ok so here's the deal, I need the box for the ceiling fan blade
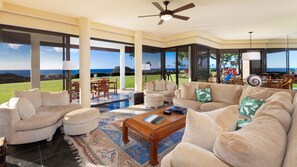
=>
[158,20,164,25]
[138,15,159,18]
[173,15,190,21]
[152,2,165,12]
[172,3,195,13]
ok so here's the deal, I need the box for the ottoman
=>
[63,108,100,136]
[144,93,164,109]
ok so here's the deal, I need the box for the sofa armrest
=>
[0,106,21,142]
[175,89,181,98]
[143,90,152,96]
[171,143,228,167]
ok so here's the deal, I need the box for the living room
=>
[0,0,297,167]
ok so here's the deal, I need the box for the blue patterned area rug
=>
[65,105,184,167]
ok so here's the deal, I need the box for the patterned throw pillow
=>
[195,88,212,102]
[239,96,265,119]
[237,119,251,130]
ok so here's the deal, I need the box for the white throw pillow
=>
[154,80,166,91]
[182,106,239,151]
[145,82,154,91]
[41,91,70,107]
[182,109,222,151]
[9,97,36,120]
[180,83,196,100]
[15,88,43,108]
[166,81,176,91]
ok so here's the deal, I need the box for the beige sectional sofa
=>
[162,82,297,167]
[0,89,81,145]
[143,80,177,103]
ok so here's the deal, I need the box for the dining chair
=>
[265,79,281,89]
[280,77,293,89]
[109,78,118,94]
[97,78,109,100]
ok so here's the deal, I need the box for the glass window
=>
[196,46,209,82]
[40,46,63,92]
[0,42,31,103]
[289,50,297,74]
[266,49,287,73]
[209,49,217,83]
[165,48,177,84]
[219,50,239,82]
[125,46,135,88]
[177,46,189,85]
[142,46,161,84]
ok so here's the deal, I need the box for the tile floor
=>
[6,99,131,167]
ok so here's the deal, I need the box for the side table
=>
[129,92,144,105]
[0,137,6,167]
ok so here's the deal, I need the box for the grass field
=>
[0,75,295,104]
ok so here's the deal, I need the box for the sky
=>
[0,43,296,71]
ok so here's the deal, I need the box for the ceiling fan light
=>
[161,14,173,21]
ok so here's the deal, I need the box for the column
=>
[0,0,3,10]
[79,17,91,107]
[242,60,250,79]
[120,46,125,89]
[134,31,143,92]
[30,34,40,89]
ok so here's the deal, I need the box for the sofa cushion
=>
[293,93,297,107]
[154,80,166,91]
[254,104,291,133]
[239,96,265,119]
[166,81,176,91]
[239,86,271,104]
[143,90,174,97]
[197,82,210,89]
[195,88,212,102]
[182,106,239,151]
[41,91,69,107]
[15,104,81,131]
[8,97,36,120]
[270,91,293,102]
[15,88,43,108]
[181,83,197,100]
[213,116,287,167]
[265,95,294,115]
[173,98,202,111]
[283,105,297,167]
[210,83,242,104]
[200,102,230,111]
[145,81,154,91]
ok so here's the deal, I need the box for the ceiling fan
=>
[138,1,195,25]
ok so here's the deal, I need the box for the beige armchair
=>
[143,80,177,103]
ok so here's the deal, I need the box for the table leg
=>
[149,140,158,166]
[122,121,129,144]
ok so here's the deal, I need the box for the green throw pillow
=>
[195,88,212,102]
[239,96,265,119]
[237,119,251,130]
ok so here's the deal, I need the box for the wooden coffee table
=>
[122,106,186,166]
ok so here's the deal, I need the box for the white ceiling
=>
[4,0,297,40]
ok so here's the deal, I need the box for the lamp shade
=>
[62,61,77,70]
[242,52,261,60]
[142,64,151,70]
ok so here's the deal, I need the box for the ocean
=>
[0,69,134,77]
[1,68,290,77]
